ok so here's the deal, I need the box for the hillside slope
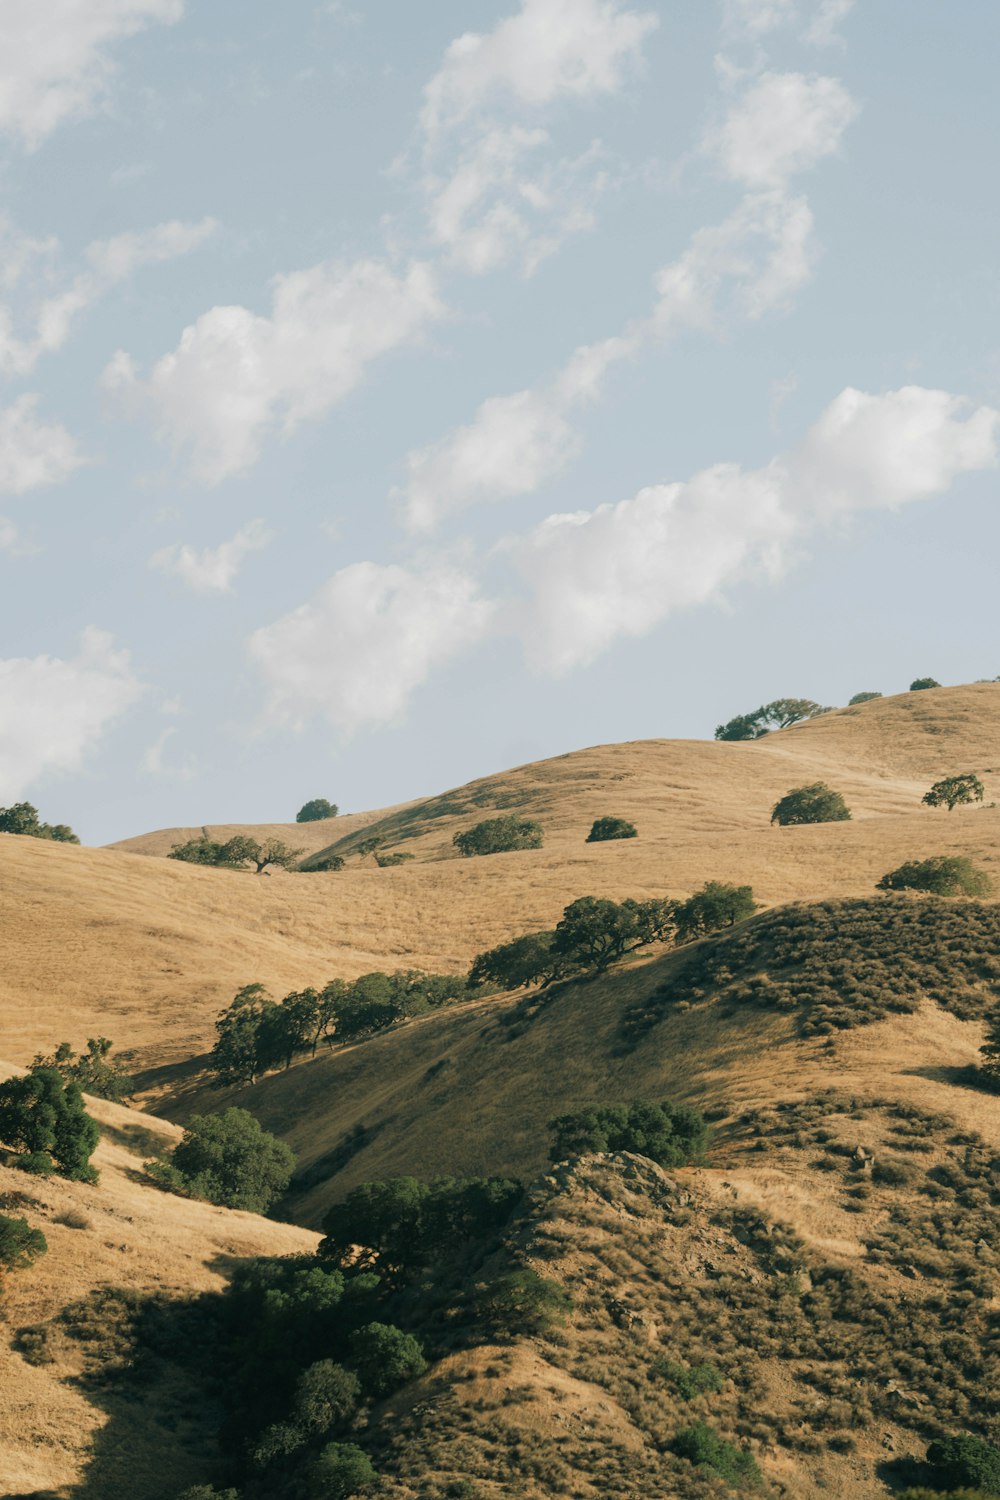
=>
[2,684,999,1074]
[0,1068,317,1499]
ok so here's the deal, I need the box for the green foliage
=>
[467,931,558,991]
[715,711,767,741]
[927,1434,1000,1494]
[910,677,941,690]
[651,1358,724,1400]
[848,691,882,705]
[18,1150,55,1176]
[355,836,384,860]
[169,834,303,873]
[0,801,79,842]
[0,1213,47,1271]
[176,1488,240,1500]
[32,1037,133,1102]
[553,896,676,972]
[349,1321,427,1396]
[877,856,990,897]
[770,782,851,826]
[0,1066,99,1180]
[293,1360,361,1433]
[320,1176,523,1284]
[671,1421,761,1487]
[308,1442,376,1499]
[923,773,985,812]
[898,1490,991,1500]
[453,815,544,857]
[715,698,829,741]
[167,1108,295,1213]
[473,1267,573,1336]
[304,852,345,872]
[548,1100,708,1167]
[297,798,339,822]
[674,881,756,941]
[586,816,638,842]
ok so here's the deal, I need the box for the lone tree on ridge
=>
[922,773,985,812]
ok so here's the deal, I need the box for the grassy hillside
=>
[2,685,1000,1074]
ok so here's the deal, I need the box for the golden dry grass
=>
[3,684,1000,1074]
[0,1066,317,1499]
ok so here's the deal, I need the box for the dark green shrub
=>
[715,699,828,741]
[0,1213,47,1271]
[304,853,345,872]
[474,1268,573,1336]
[0,801,79,842]
[910,677,941,690]
[652,1359,725,1399]
[453,816,543,857]
[168,1108,295,1213]
[848,691,882,705]
[18,1150,55,1176]
[877,857,990,897]
[307,1442,376,1499]
[674,882,756,941]
[176,1488,240,1500]
[549,1100,708,1167]
[0,1066,99,1180]
[671,1421,761,1487]
[467,931,557,991]
[927,1434,1000,1493]
[293,1359,361,1433]
[923,774,985,812]
[297,799,338,822]
[375,851,414,866]
[771,783,851,826]
[715,712,768,741]
[552,895,675,971]
[349,1322,427,1396]
[586,816,638,842]
[32,1037,133,1103]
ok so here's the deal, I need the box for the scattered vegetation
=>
[468,894,676,991]
[301,852,345,872]
[770,782,851,826]
[586,816,638,842]
[31,1036,133,1102]
[169,835,303,874]
[0,1212,47,1272]
[375,850,414,866]
[876,856,991,897]
[670,1421,761,1488]
[848,690,882,704]
[910,677,942,690]
[922,773,985,812]
[715,698,829,740]
[146,1108,295,1213]
[548,1100,708,1166]
[453,815,544,856]
[0,800,78,842]
[296,798,338,822]
[0,1066,99,1180]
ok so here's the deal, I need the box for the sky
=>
[1,0,999,845]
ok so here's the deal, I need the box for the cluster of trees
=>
[31,1037,133,1103]
[586,816,637,842]
[715,698,830,741]
[453,815,544,856]
[0,1213,47,1273]
[0,801,78,843]
[169,835,303,874]
[877,856,991,898]
[0,1066,99,1181]
[771,783,851,826]
[210,971,467,1085]
[468,884,756,993]
[146,1108,295,1214]
[548,1099,708,1167]
[296,799,338,823]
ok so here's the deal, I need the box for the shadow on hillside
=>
[131,1052,217,1118]
[99,1117,171,1160]
[903,1062,987,1091]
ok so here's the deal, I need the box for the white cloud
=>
[706,71,859,189]
[804,0,856,47]
[0,395,84,494]
[0,516,18,551]
[249,560,494,733]
[421,0,657,137]
[0,628,141,802]
[722,0,854,44]
[0,0,184,148]
[112,258,443,484]
[141,725,195,779]
[0,215,216,376]
[149,519,273,593]
[506,385,1000,671]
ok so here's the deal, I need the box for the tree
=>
[849,691,882,705]
[169,835,302,873]
[467,932,558,991]
[474,1268,573,1336]
[549,1100,708,1167]
[759,697,829,729]
[169,837,228,865]
[297,799,339,823]
[308,1443,376,1500]
[168,1108,295,1213]
[304,853,345,872]
[715,711,767,742]
[453,816,544,857]
[922,773,985,812]
[910,677,941,690]
[877,856,990,897]
[586,816,638,842]
[926,1434,1000,1494]
[978,1006,1000,1087]
[292,1360,361,1434]
[349,1322,427,1396]
[0,1067,99,1180]
[211,984,274,1084]
[32,1037,133,1103]
[0,1213,47,1272]
[0,801,79,842]
[355,836,385,861]
[674,882,756,942]
[553,896,674,972]
[251,837,304,874]
[770,782,851,826]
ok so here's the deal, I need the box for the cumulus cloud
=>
[111,258,443,484]
[722,0,854,44]
[0,0,184,148]
[141,725,195,779]
[506,385,1000,671]
[149,519,273,593]
[706,71,859,188]
[0,395,84,494]
[248,560,494,733]
[0,628,141,801]
[0,215,216,376]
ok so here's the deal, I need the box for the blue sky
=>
[1,0,999,844]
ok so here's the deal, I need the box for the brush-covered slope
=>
[0,1068,317,1499]
[2,684,999,1073]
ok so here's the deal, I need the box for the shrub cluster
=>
[296,798,338,822]
[0,801,78,843]
[586,816,638,843]
[0,1066,99,1181]
[31,1037,133,1103]
[771,782,851,826]
[147,1108,295,1214]
[548,1100,708,1168]
[453,816,544,856]
[0,1213,47,1272]
[877,856,990,897]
